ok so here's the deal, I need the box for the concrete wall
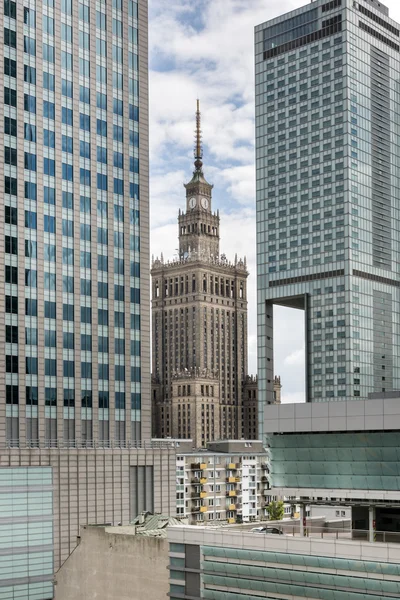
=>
[55,526,169,600]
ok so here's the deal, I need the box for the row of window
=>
[6,297,141,329]
[6,356,141,381]
[5,0,138,17]
[6,385,141,409]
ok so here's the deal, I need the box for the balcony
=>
[228,463,238,470]
[228,503,236,511]
[235,477,241,483]
[200,491,207,498]
[200,506,208,513]
[191,462,207,470]
[226,491,236,497]
[227,517,235,524]
[226,476,236,483]
[200,477,207,484]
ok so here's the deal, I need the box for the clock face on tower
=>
[201,197,209,209]
[189,197,196,209]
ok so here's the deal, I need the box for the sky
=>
[148,0,400,404]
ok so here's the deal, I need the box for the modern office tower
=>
[0,0,172,596]
[2,0,149,446]
[255,0,400,433]
[151,102,254,446]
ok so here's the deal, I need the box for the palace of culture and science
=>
[151,102,281,447]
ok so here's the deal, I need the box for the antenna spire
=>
[194,99,203,172]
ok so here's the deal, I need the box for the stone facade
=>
[152,104,253,447]
[243,376,282,439]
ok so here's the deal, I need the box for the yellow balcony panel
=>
[228,491,236,497]
[200,506,208,513]
[227,518,235,524]
[235,477,241,483]
[200,477,207,484]
[200,491,207,498]
[227,477,236,483]
[200,463,207,470]
[228,504,236,510]
[228,463,237,470]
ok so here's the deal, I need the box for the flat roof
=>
[263,398,400,434]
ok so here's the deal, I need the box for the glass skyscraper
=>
[256,0,400,430]
[1,0,150,447]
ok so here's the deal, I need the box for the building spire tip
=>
[194,99,203,172]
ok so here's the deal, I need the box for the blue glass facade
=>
[2,0,148,446]
[256,0,400,435]
[0,467,53,600]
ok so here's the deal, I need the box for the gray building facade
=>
[256,0,400,434]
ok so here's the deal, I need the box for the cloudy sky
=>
[148,0,400,404]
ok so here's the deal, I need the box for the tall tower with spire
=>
[179,101,219,259]
[151,101,252,447]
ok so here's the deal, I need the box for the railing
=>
[3,439,185,450]
[234,525,400,544]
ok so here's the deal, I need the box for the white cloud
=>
[284,346,305,367]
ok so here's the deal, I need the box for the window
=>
[43,101,55,119]
[24,123,37,142]
[62,220,74,237]
[4,117,17,137]
[113,125,124,142]
[44,130,55,148]
[44,215,55,233]
[24,36,36,55]
[62,107,73,125]
[4,88,17,108]
[113,98,123,115]
[62,79,73,98]
[80,114,90,131]
[24,152,37,171]
[96,11,106,29]
[79,31,90,49]
[63,332,74,349]
[62,135,73,153]
[43,43,55,63]
[62,164,73,181]
[79,3,90,21]
[5,295,18,313]
[45,330,56,347]
[5,206,17,225]
[114,152,124,168]
[97,119,107,136]
[4,1,16,19]
[25,299,37,316]
[63,191,73,209]
[80,141,90,158]
[62,248,74,265]
[44,301,56,319]
[5,29,17,48]
[61,23,72,42]
[43,72,55,91]
[25,211,37,229]
[5,58,17,78]
[80,196,91,213]
[80,168,91,186]
[63,304,74,321]
[23,93,35,113]
[97,174,108,190]
[44,158,55,176]
[5,176,17,195]
[80,86,90,104]
[79,58,90,77]
[61,51,73,71]
[97,147,107,164]
[5,147,17,166]
[6,325,18,344]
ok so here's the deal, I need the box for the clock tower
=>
[179,100,220,260]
